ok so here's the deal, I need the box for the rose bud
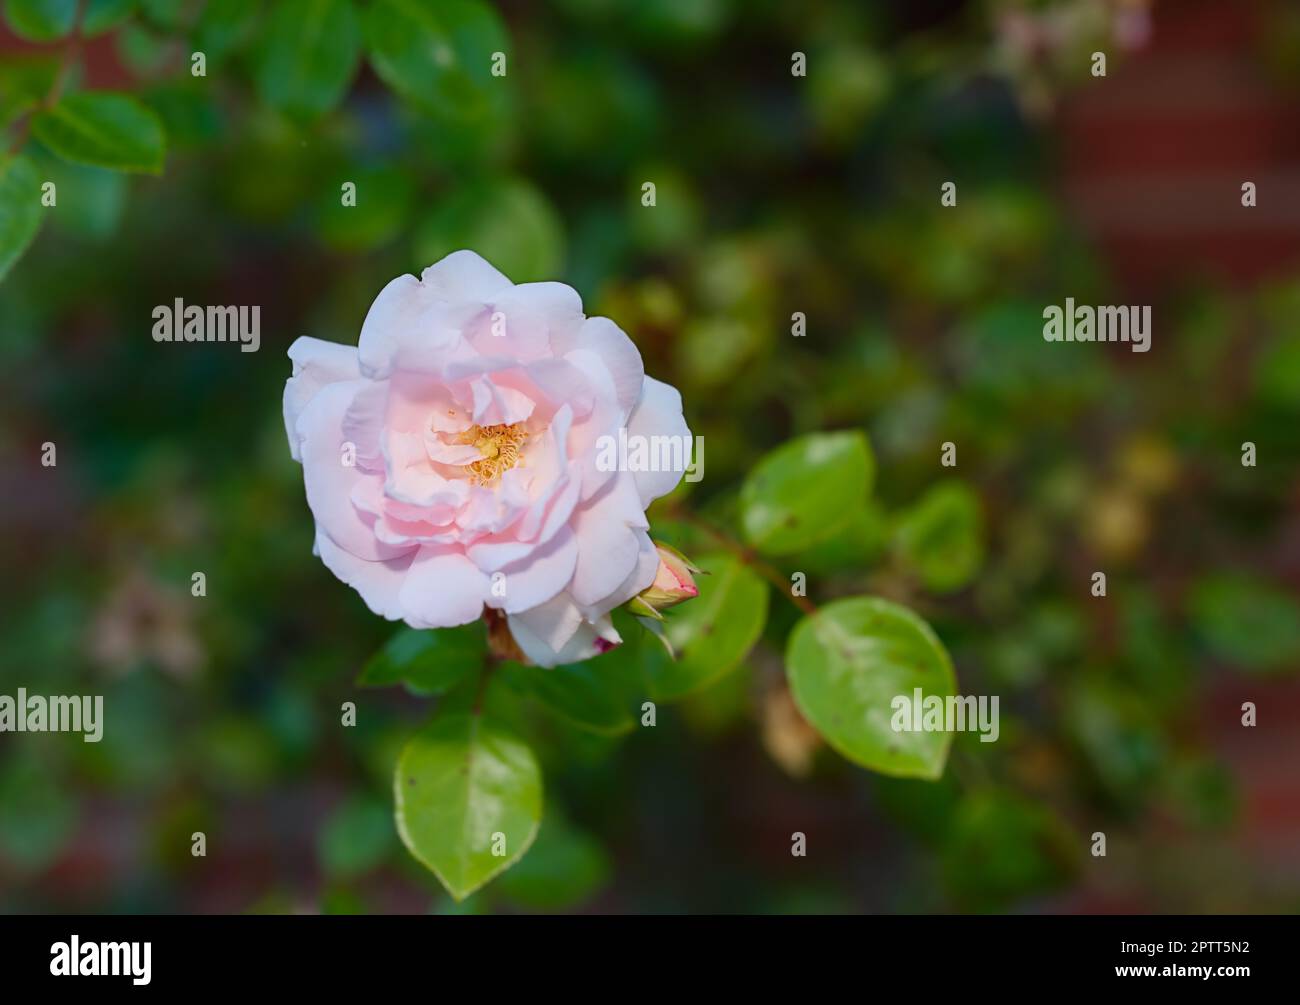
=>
[627,543,701,620]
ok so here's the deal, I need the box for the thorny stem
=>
[7,0,88,156]
[666,506,819,618]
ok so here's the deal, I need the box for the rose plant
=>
[286,251,959,901]
[284,249,691,666]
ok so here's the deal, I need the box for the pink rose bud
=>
[629,543,700,619]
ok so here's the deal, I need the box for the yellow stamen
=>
[453,422,528,485]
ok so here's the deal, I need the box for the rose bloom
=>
[284,251,691,666]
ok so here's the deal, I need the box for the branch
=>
[7,0,88,156]
[666,506,819,617]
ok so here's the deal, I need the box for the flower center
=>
[454,422,529,485]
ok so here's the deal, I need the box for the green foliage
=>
[115,22,172,75]
[787,597,956,780]
[1064,679,1165,806]
[502,656,638,736]
[394,712,542,902]
[0,752,77,872]
[797,503,887,574]
[500,550,767,736]
[29,147,127,239]
[194,0,261,65]
[364,0,508,120]
[942,789,1077,910]
[1187,572,1300,673]
[740,430,874,556]
[254,0,361,121]
[358,622,485,695]
[319,796,395,878]
[0,154,43,280]
[1255,332,1300,410]
[642,551,767,700]
[893,479,984,594]
[0,57,57,127]
[32,92,166,173]
[84,0,136,36]
[137,0,183,30]
[317,167,414,251]
[2,0,1293,917]
[4,0,77,42]
[496,811,611,910]
[414,178,564,285]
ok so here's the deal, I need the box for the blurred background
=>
[2,0,1300,914]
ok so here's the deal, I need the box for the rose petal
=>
[397,544,490,628]
[285,337,361,462]
[297,379,407,561]
[556,316,645,419]
[315,529,416,620]
[506,593,622,667]
[625,376,692,508]
[383,431,471,508]
[341,381,388,472]
[469,375,536,426]
[419,249,513,303]
[488,525,578,614]
[455,468,531,535]
[578,529,658,620]
[567,472,649,607]
[465,282,582,363]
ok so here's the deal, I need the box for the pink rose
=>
[284,251,691,666]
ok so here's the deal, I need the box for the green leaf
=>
[414,177,564,284]
[194,0,261,64]
[0,753,77,872]
[84,0,136,36]
[942,789,1078,909]
[502,656,638,736]
[1064,679,1165,805]
[32,92,165,173]
[30,149,127,240]
[740,430,873,556]
[0,154,44,282]
[0,57,58,128]
[394,713,542,901]
[144,84,223,147]
[893,479,984,593]
[496,811,611,910]
[137,0,183,29]
[318,796,395,878]
[640,551,768,701]
[317,166,415,251]
[358,622,485,696]
[4,0,76,42]
[254,0,360,121]
[799,501,887,574]
[115,23,172,76]
[1255,329,1300,410]
[364,0,508,119]
[1187,572,1300,674]
[787,596,956,780]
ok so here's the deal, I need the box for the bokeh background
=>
[3,0,1300,914]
